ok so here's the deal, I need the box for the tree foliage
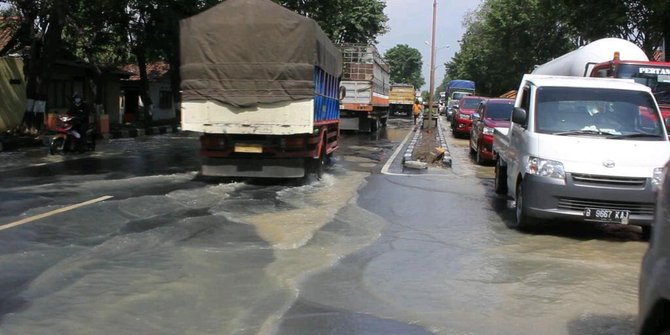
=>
[278,0,388,44]
[0,0,388,124]
[445,0,574,96]
[443,0,670,97]
[554,0,670,59]
[383,44,424,89]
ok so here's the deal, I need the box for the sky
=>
[376,0,484,91]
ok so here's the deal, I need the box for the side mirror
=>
[339,86,347,101]
[512,107,527,126]
[472,112,481,120]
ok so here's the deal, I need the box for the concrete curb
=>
[402,119,424,168]
[401,117,452,169]
[436,117,452,167]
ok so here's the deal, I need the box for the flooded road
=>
[0,118,648,334]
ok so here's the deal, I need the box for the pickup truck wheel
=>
[513,182,532,230]
[494,158,507,194]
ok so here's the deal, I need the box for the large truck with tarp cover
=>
[532,37,670,119]
[339,44,390,132]
[179,0,343,178]
[389,84,415,117]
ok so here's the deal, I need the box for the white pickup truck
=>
[493,74,670,235]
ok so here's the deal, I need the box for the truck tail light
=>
[613,51,620,61]
[284,137,306,148]
[201,135,226,149]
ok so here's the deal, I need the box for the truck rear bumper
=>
[202,157,306,178]
[522,174,655,226]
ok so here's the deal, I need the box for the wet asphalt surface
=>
[0,117,648,334]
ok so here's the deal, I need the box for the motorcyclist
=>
[68,93,91,146]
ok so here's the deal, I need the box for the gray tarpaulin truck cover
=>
[179,0,343,108]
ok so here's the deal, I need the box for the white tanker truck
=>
[531,38,649,76]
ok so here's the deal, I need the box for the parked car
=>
[469,98,514,164]
[451,96,486,138]
[638,158,670,335]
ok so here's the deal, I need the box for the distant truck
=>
[339,44,390,132]
[389,84,415,117]
[446,79,475,120]
[493,74,670,235]
[532,37,670,118]
[179,0,342,178]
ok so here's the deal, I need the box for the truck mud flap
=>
[202,158,306,178]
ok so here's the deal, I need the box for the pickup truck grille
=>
[571,173,647,187]
[558,198,654,216]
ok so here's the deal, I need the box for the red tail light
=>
[284,137,305,148]
[201,135,226,149]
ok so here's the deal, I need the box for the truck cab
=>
[493,75,670,233]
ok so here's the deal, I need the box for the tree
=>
[383,44,424,89]
[445,0,574,96]
[554,0,670,60]
[278,0,388,43]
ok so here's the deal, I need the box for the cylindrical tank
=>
[531,38,649,77]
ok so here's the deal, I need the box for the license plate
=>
[234,144,263,153]
[583,208,630,224]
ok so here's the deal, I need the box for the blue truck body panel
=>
[314,66,340,123]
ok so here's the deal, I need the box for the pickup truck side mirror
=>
[472,112,481,120]
[339,86,347,101]
[512,107,528,126]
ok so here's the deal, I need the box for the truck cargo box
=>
[179,0,342,135]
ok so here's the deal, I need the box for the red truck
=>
[532,37,670,120]
[588,58,670,119]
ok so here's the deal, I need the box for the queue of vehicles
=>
[441,37,670,335]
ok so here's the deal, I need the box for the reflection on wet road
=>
[0,121,649,334]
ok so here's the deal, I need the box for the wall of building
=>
[0,57,26,132]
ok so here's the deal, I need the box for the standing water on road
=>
[0,164,386,334]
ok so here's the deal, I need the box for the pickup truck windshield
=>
[535,87,664,139]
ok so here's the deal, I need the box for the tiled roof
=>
[122,61,170,81]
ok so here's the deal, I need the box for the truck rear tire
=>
[494,158,508,194]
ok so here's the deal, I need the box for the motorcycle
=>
[49,113,96,154]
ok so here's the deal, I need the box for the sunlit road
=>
[0,118,647,335]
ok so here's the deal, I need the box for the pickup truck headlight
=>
[483,127,495,135]
[652,167,663,187]
[527,157,565,179]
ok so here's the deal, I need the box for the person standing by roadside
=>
[412,100,423,125]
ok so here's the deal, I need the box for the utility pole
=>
[427,0,437,129]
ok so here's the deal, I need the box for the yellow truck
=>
[388,84,415,117]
